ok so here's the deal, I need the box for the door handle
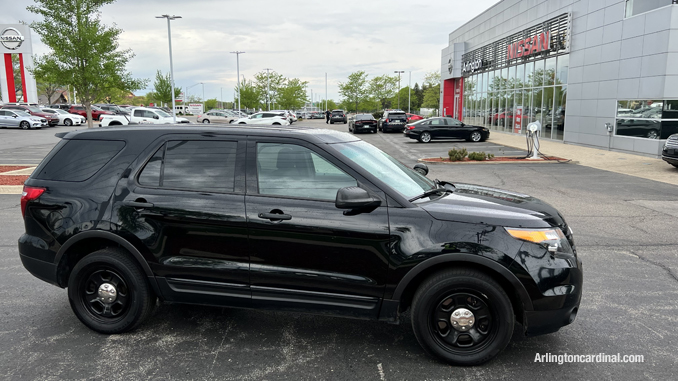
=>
[258,212,292,221]
[123,200,154,209]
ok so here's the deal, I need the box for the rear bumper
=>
[354,124,376,130]
[383,123,406,131]
[19,253,60,287]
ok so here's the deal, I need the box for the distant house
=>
[38,89,69,105]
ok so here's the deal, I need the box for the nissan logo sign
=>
[462,59,485,73]
[0,27,24,50]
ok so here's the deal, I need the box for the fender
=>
[55,230,154,278]
[391,253,533,311]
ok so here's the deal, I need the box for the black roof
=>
[57,125,360,144]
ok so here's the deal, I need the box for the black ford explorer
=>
[18,126,582,365]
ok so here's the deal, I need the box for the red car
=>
[406,113,424,122]
[68,105,112,121]
[1,104,59,126]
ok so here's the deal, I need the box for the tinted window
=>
[332,111,343,115]
[356,115,375,121]
[388,113,407,119]
[34,140,125,182]
[430,119,446,126]
[256,143,356,200]
[139,140,238,192]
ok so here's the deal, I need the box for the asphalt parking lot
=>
[1,120,677,380]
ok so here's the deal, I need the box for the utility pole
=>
[230,51,245,113]
[264,68,273,111]
[325,73,328,111]
[156,14,182,123]
[394,70,404,110]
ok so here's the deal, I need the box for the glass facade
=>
[615,100,678,139]
[462,54,568,140]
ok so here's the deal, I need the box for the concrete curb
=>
[418,158,577,165]
[0,186,22,195]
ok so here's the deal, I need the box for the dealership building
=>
[441,0,678,156]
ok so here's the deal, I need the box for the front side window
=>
[256,143,356,201]
[138,140,238,192]
[252,113,263,119]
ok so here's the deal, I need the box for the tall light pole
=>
[264,68,273,110]
[408,71,411,113]
[230,51,245,113]
[200,82,204,112]
[394,70,404,110]
[325,73,328,111]
[156,14,182,123]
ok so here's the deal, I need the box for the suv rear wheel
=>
[67,248,155,334]
[411,268,514,365]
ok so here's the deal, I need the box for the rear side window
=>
[138,140,238,193]
[34,140,125,182]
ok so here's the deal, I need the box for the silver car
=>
[0,109,46,129]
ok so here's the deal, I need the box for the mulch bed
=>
[0,175,29,186]
[421,156,568,163]
[0,166,31,173]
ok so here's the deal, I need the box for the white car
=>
[270,110,297,123]
[99,107,190,127]
[41,108,85,126]
[234,112,290,126]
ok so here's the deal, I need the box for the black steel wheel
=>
[68,248,155,334]
[20,121,30,130]
[411,268,514,365]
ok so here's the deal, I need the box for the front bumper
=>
[661,149,678,166]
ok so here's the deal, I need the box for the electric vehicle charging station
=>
[526,121,541,160]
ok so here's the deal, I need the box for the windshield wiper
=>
[409,186,452,202]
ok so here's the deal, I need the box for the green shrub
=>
[448,148,468,161]
[468,152,495,161]
[372,111,384,119]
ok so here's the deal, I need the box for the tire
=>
[411,268,514,366]
[418,132,432,143]
[239,122,246,124]
[646,129,659,139]
[344,120,347,124]
[372,128,377,134]
[20,121,30,130]
[64,118,73,126]
[202,119,210,124]
[330,120,334,124]
[67,248,155,334]
[272,122,281,125]
[468,131,483,142]
[109,122,122,126]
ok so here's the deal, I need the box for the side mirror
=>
[413,163,429,176]
[153,115,160,119]
[335,187,381,210]
[13,115,18,118]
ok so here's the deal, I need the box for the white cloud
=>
[2,0,499,103]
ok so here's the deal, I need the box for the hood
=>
[419,183,566,229]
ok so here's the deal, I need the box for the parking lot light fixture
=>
[394,70,404,110]
[230,51,246,113]
[156,14,182,123]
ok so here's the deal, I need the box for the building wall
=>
[441,0,678,157]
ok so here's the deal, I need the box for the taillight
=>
[407,125,415,130]
[21,186,45,218]
[384,119,389,123]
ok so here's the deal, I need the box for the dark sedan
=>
[404,117,490,143]
[348,114,377,133]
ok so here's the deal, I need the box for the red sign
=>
[507,31,551,60]
[514,106,523,133]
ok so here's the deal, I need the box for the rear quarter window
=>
[33,140,125,182]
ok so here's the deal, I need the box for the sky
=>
[2,0,499,104]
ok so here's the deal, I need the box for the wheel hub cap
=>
[450,307,475,331]
[97,283,117,303]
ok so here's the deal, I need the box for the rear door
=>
[245,138,391,318]
[428,118,450,138]
[118,135,250,307]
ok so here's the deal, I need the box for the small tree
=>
[369,75,398,110]
[152,70,182,106]
[234,77,262,109]
[205,98,218,110]
[254,70,285,109]
[277,78,308,110]
[28,0,146,127]
[338,71,369,114]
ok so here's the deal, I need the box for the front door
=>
[118,136,251,307]
[245,139,391,318]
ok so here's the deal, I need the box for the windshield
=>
[27,106,43,113]
[156,110,171,117]
[15,111,31,117]
[335,140,434,200]
[54,109,69,114]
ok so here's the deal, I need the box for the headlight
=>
[505,227,574,258]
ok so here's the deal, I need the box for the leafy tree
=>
[152,70,182,105]
[234,77,262,109]
[205,98,218,110]
[28,0,146,127]
[31,58,62,104]
[338,71,369,114]
[368,75,398,110]
[254,70,285,109]
[423,71,441,88]
[318,99,338,110]
[389,87,411,111]
[412,83,423,111]
[277,78,308,110]
[422,85,440,110]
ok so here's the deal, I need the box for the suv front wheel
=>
[411,268,514,365]
[67,248,155,334]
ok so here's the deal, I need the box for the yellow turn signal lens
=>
[505,228,561,243]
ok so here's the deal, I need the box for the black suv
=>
[330,109,347,124]
[19,126,582,365]
[379,110,408,132]
[662,134,678,168]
